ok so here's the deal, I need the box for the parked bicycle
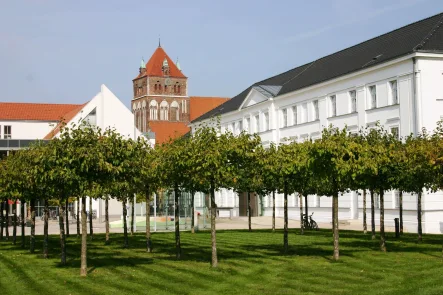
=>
[302,212,319,230]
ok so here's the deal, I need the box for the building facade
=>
[191,13,443,234]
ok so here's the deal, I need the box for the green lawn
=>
[0,229,442,295]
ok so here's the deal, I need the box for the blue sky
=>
[1,0,443,108]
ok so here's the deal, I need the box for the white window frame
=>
[292,106,297,126]
[389,80,398,105]
[254,114,260,133]
[394,191,400,209]
[390,126,400,140]
[281,108,288,128]
[4,125,10,139]
[349,90,357,113]
[313,100,319,121]
[302,103,307,123]
[245,117,250,133]
[263,112,270,131]
[369,85,377,109]
[330,95,337,117]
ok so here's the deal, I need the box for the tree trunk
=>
[417,191,422,242]
[283,185,288,254]
[5,201,9,240]
[80,196,88,277]
[131,196,135,236]
[174,183,181,259]
[191,191,195,234]
[0,201,3,240]
[210,183,218,267]
[370,189,376,240]
[146,190,152,252]
[332,192,339,261]
[304,195,309,227]
[105,197,109,244]
[65,199,69,238]
[13,201,17,245]
[247,191,252,232]
[123,198,128,248]
[20,199,25,248]
[43,200,49,258]
[59,204,66,265]
[30,199,35,253]
[299,194,304,235]
[76,197,80,238]
[379,189,386,252]
[89,197,93,240]
[272,191,275,232]
[399,191,403,235]
[363,190,367,234]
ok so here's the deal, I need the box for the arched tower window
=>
[178,85,181,94]
[136,102,142,130]
[142,100,147,132]
[154,84,157,91]
[150,100,158,121]
[171,101,179,121]
[160,100,169,121]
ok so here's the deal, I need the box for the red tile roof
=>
[0,102,84,121]
[190,96,230,121]
[43,102,88,139]
[149,121,190,144]
[135,46,186,79]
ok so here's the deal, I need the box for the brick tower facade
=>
[132,45,229,143]
[132,45,189,133]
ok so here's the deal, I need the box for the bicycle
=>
[302,212,319,230]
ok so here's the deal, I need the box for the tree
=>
[131,138,162,252]
[258,144,279,232]
[230,132,262,232]
[160,136,194,259]
[191,122,235,267]
[358,125,398,251]
[310,126,360,260]
[398,132,434,242]
[62,123,110,276]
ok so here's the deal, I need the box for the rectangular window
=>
[4,126,11,139]
[395,191,400,209]
[255,114,260,133]
[369,85,377,109]
[264,112,270,131]
[238,120,243,133]
[231,123,235,134]
[330,95,337,117]
[282,108,287,128]
[349,90,357,113]
[374,193,380,209]
[302,103,307,123]
[390,126,399,140]
[292,106,297,125]
[390,80,398,105]
[313,100,319,120]
[246,117,250,132]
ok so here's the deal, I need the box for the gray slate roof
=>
[192,13,443,123]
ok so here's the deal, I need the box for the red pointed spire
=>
[135,46,185,79]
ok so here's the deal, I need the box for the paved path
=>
[0,216,395,237]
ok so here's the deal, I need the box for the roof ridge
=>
[281,61,317,87]
[309,12,443,65]
[414,14,443,51]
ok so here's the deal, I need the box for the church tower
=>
[132,44,189,133]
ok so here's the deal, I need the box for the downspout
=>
[412,57,422,136]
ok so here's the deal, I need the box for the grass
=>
[0,229,442,295]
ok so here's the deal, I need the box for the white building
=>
[191,13,443,234]
[0,84,148,220]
